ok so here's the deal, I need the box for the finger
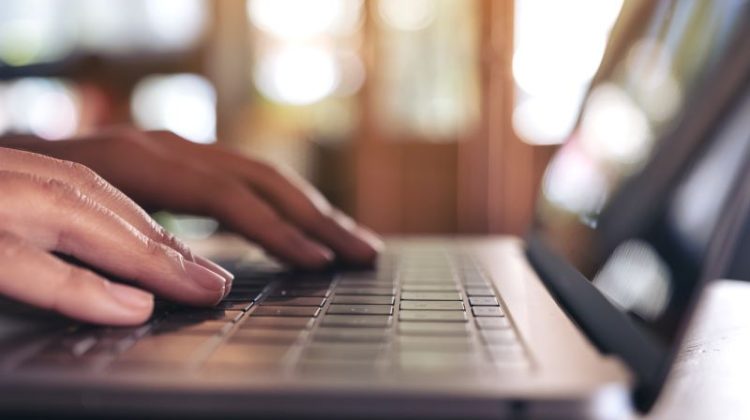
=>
[147,132,381,265]
[0,230,153,326]
[237,163,382,265]
[202,177,336,269]
[0,147,234,288]
[154,163,334,269]
[0,171,227,306]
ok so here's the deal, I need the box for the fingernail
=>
[304,244,335,268]
[195,255,234,282]
[358,227,384,251]
[185,260,227,291]
[108,282,154,309]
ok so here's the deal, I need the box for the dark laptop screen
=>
[533,0,749,348]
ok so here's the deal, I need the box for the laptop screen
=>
[533,0,749,349]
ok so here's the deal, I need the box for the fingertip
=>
[194,255,234,282]
[298,245,335,270]
[194,255,235,298]
[103,282,154,325]
[341,226,382,265]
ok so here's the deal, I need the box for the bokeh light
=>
[254,47,341,106]
[0,0,72,66]
[378,0,437,32]
[513,0,624,145]
[0,78,79,140]
[247,0,354,39]
[131,74,217,144]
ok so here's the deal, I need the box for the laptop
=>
[1,0,749,418]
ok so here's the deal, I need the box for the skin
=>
[0,128,381,326]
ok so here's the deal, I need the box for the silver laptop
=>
[1,1,749,418]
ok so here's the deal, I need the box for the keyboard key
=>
[468,297,499,306]
[400,292,462,301]
[223,291,264,302]
[397,351,479,372]
[42,332,98,358]
[151,321,232,336]
[398,322,470,336]
[336,273,382,282]
[472,307,505,317]
[240,316,314,330]
[231,329,306,345]
[270,288,330,297]
[334,287,396,296]
[400,284,459,292]
[475,317,511,330]
[216,301,254,311]
[305,343,385,360]
[321,315,392,328]
[252,306,320,317]
[163,309,243,323]
[399,301,464,311]
[230,284,268,292]
[399,311,467,322]
[487,344,526,361]
[480,330,517,345]
[331,295,395,305]
[397,336,475,351]
[337,279,396,288]
[327,304,393,315]
[466,287,496,297]
[261,297,327,307]
[313,328,389,343]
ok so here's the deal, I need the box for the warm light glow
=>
[254,47,340,105]
[542,144,608,216]
[131,74,217,144]
[0,0,72,66]
[579,84,653,166]
[378,0,437,31]
[77,0,208,52]
[247,0,352,39]
[594,240,671,320]
[513,93,586,145]
[625,38,683,123]
[2,78,79,140]
[144,0,208,49]
[334,51,366,97]
[513,0,624,145]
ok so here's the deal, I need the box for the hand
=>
[9,127,381,269]
[0,147,233,325]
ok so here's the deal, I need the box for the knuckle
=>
[40,177,84,205]
[66,161,110,189]
[157,228,193,259]
[206,176,245,208]
[51,266,106,311]
[144,236,182,265]
[58,265,88,296]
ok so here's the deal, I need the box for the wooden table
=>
[645,280,750,420]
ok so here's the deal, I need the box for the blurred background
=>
[0,0,624,236]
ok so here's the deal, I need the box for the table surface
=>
[644,280,750,420]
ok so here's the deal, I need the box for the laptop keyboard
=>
[2,247,530,378]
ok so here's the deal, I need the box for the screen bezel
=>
[524,6,750,413]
